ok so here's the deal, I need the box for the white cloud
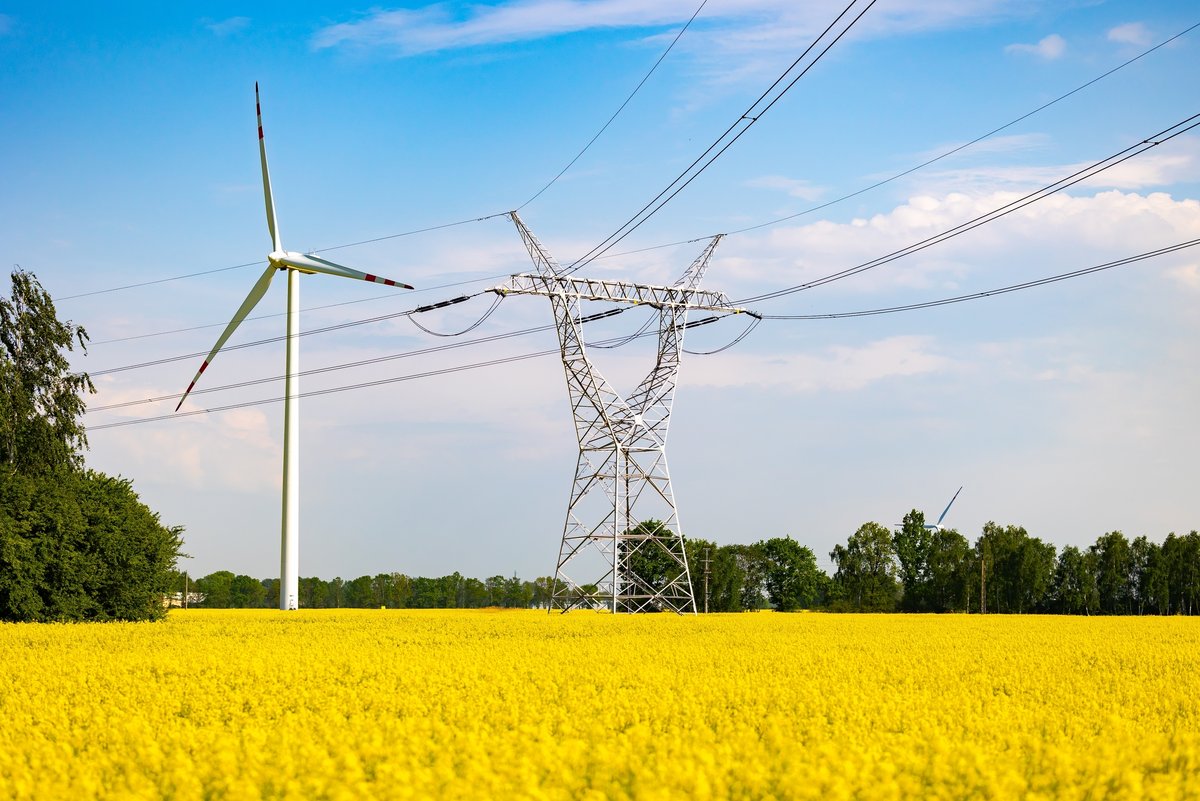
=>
[717,188,1200,298]
[202,16,250,37]
[684,335,953,393]
[1107,22,1151,47]
[311,0,1033,57]
[312,1,699,55]
[1005,33,1066,60]
[909,133,1050,165]
[1167,263,1200,291]
[746,175,825,201]
[910,135,1200,195]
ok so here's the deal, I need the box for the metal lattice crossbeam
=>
[494,273,745,315]
[503,211,753,615]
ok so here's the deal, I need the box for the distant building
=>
[163,591,206,608]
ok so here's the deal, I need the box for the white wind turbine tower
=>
[176,84,413,610]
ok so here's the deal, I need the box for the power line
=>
[79,109,1198,380]
[79,107,1198,382]
[57,1,706,307]
[718,19,1200,240]
[517,0,710,210]
[59,19,1196,328]
[88,273,510,346]
[56,214,510,302]
[87,235,1197,428]
[86,312,734,426]
[86,320,556,412]
[737,112,1200,305]
[759,237,1200,319]
[88,350,556,431]
[85,293,495,377]
[562,0,878,275]
[539,18,1200,262]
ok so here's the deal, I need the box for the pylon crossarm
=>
[673,234,722,290]
[493,273,745,314]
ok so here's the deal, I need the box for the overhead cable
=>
[84,293,510,376]
[738,112,1200,304]
[683,314,761,354]
[759,237,1200,319]
[407,294,503,337]
[57,213,509,302]
[82,109,1197,380]
[55,20,1197,308]
[517,0,710,210]
[561,0,878,275]
[87,236,1197,425]
[87,314,732,428]
[89,274,509,346]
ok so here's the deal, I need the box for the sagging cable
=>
[683,314,762,355]
[408,294,503,337]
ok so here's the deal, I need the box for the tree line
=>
[5,268,1195,621]
[180,513,1200,614]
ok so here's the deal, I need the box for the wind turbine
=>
[894,487,963,533]
[927,486,963,532]
[176,84,413,610]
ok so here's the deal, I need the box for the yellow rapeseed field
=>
[1,610,1197,800]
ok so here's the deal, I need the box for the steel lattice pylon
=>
[496,212,753,614]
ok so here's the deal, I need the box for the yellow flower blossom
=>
[0,611,1197,799]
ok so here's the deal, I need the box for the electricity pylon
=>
[495,212,756,613]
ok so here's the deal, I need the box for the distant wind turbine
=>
[927,487,963,532]
[176,84,413,610]
[895,487,963,533]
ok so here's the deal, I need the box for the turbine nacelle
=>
[269,250,414,288]
[895,486,963,533]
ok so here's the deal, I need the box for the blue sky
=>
[2,0,1197,581]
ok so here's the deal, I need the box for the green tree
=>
[1162,532,1200,615]
[259,578,279,608]
[0,271,183,622]
[726,542,768,610]
[927,528,972,612]
[683,537,748,613]
[343,575,375,607]
[893,510,933,611]
[1,468,180,621]
[1090,531,1133,614]
[195,571,234,608]
[230,574,266,608]
[1052,546,1099,614]
[1130,536,1166,615]
[708,545,749,612]
[977,523,1055,613]
[618,520,689,610]
[0,270,94,473]
[299,576,329,608]
[830,522,898,612]
[485,575,506,606]
[502,574,532,608]
[530,576,555,609]
[761,536,822,611]
[460,577,487,607]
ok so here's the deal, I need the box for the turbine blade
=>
[256,82,282,254]
[175,265,278,411]
[936,486,963,527]
[278,252,414,289]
